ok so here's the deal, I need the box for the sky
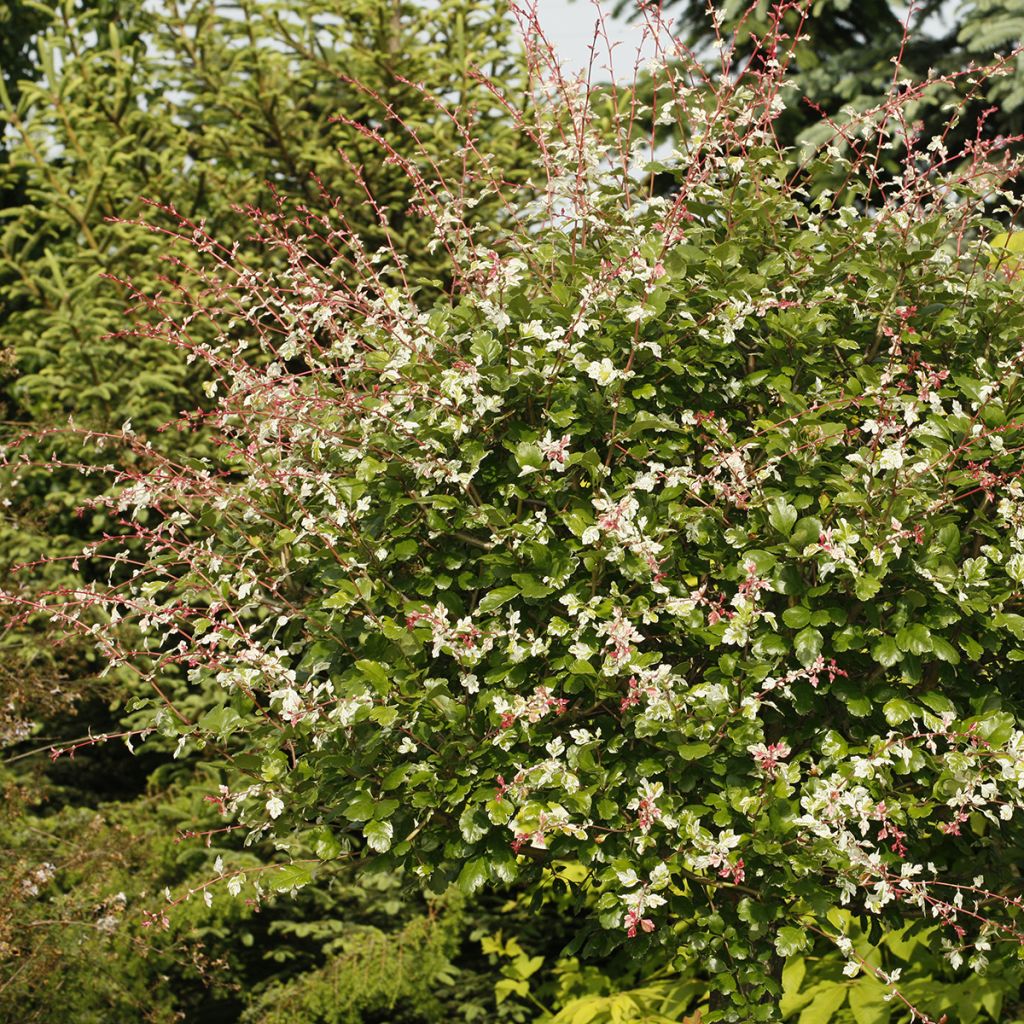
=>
[526,2,955,74]
[527,0,654,76]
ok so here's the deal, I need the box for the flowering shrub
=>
[8,4,1024,1019]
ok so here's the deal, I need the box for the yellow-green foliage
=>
[243,902,462,1024]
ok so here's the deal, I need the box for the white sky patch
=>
[531,0,657,78]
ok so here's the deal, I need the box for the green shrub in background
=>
[0,0,525,555]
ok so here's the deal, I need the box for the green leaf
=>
[471,332,500,363]
[677,742,711,760]
[198,705,242,737]
[883,697,916,726]
[372,798,399,820]
[782,606,812,629]
[313,829,342,861]
[798,985,847,1024]
[895,623,932,655]
[363,819,393,853]
[563,510,594,538]
[872,636,902,668]
[995,612,1024,639]
[356,659,391,694]
[512,573,553,598]
[513,442,543,474]
[390,539,415,561]
[368,706,398,727]
[774,926,810,957]
[795,627,823,666]
[768,497,798,536]
[495,978,529,1005]
[848,979,891,1024]
[959,635,984,660]
[791,516,824,550]
[781,956,806,1001]
[991,230,1024,253]
[919,692,955,715]
[930,637,960,664]
[456,857,490,895]
[477,586,519,615]
[486,798,513,825]
[342,793,375,821]
[271,863,314,892]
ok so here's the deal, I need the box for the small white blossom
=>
[585,358,620,386]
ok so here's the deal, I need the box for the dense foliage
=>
[9,3,1024,1022]
[10,5,1024,1021]
[0,1,544,1020]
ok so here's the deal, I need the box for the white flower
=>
[585,358,619,386]
[878,446,904,470]
[266,796,285,819]
[227,875,243,897]
[539,431,571,470]
[270,687,305,724]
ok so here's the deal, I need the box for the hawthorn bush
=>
[8,5,1024,1020]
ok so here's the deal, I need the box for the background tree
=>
[612,0,1024,162]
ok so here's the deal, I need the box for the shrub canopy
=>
[9,8,1024,1021]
